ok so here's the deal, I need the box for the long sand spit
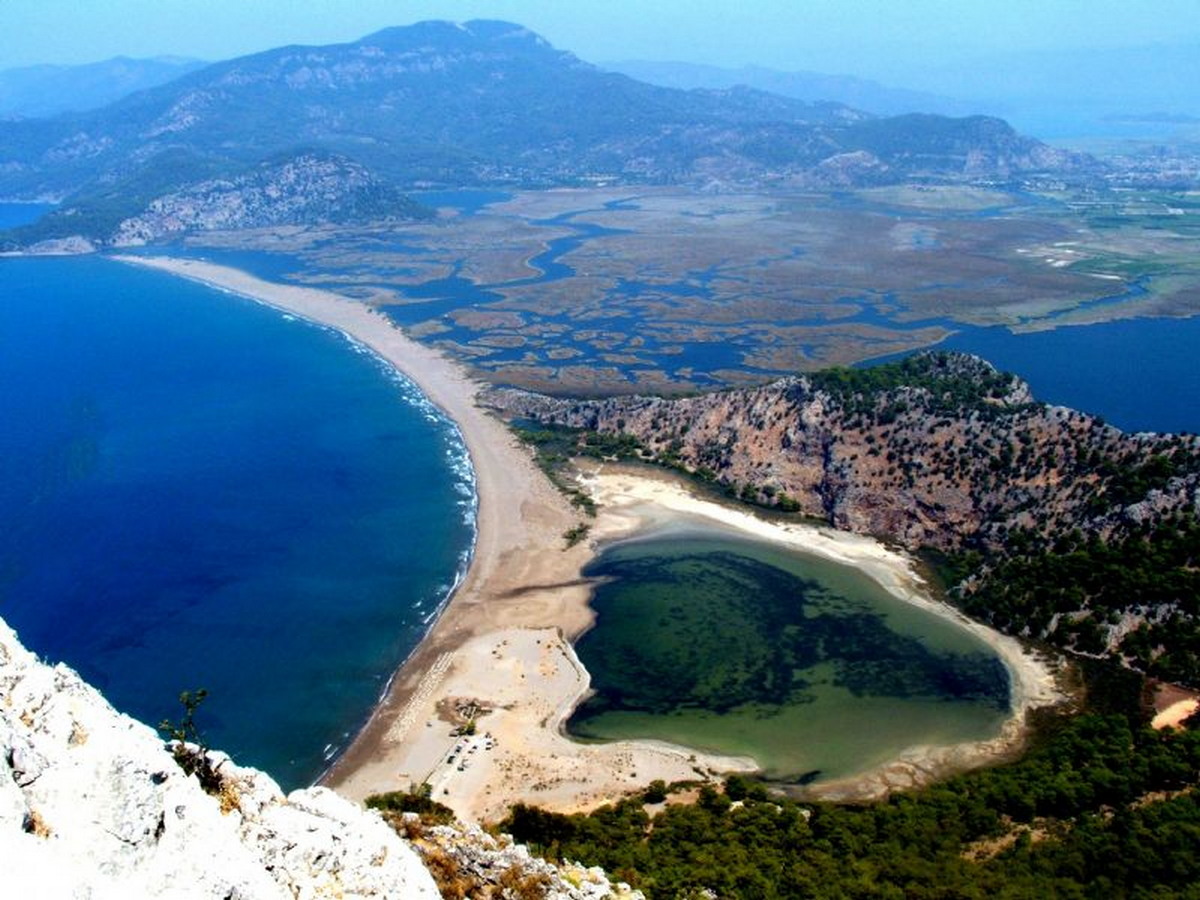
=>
[116,255,1063,821]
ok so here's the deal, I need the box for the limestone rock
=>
[400,816,644,900]
[0,616,439,898]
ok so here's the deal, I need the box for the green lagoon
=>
[568,527,1011,784]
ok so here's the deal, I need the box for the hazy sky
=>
[3,0,1198,83]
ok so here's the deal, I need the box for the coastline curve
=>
[112,255,1065,820]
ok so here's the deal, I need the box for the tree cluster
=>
[501,712,1200,898]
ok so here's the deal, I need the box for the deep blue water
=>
[863,314,1200,435]
[937,319,1200,435]
[0,255,474,788]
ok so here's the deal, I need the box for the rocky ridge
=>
[490,352,1200,680]
[491,353,1200,551]
[111,152,428,246]
[393,816,643,900]
[0,18,1103,236]
[0,614,441,897]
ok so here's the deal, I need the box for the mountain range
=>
[0,19,1099,247]
[0,56,206,119]
[604,60,975,118]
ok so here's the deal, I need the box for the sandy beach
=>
[1151,682,1200,730]
[115,255,1063,820]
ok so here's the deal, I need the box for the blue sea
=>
[936,320,1200,435]
[0,252,474,789]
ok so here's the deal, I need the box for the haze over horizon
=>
[3,0,1196,85]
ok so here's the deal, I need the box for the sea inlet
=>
[569,524,1011,784]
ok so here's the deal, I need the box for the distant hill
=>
[893,42,1200,140]
[0,56,207,118]
[0,20,1099,245]
[604,60,975,118]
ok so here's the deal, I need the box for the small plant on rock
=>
[158,688,225,796]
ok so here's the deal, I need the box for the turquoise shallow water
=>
[569,526,1011,783]
[0,255,474,789]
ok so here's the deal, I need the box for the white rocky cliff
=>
[0,615,440,898]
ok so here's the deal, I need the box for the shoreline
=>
[113,255,1063,819]
[573,464,1064,803]
[113,255,761,817]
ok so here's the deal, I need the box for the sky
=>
[2,0,1198,82]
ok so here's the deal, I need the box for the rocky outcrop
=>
[490,352,1200,552]
[393,816,643,899]
[112,152,426,246]
[16,235,97,255]
[0,615,440,898]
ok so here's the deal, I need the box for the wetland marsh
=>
[163,184,1200,399]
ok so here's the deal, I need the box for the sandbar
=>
[113,255,1064,819]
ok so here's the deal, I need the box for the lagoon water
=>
[570,528,1011,783]
[0,254,474,788]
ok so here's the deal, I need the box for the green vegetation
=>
[513,421,808,521]
[1086,453,1182,513]
[642,780,669,804]
[367,783,456,826]
[500,712,1200,899]
[512,423,648,515]
[952,514,1200,683]
[806,353,1028,419]
[562,522,591,548]
[158,688,225,796]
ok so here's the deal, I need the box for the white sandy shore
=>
[576,465,1064,802]
[114,255,1064,818]
[1151,682,1200,731]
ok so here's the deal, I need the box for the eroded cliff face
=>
[0,615,440,898]
[0,615,645,899]
[490,353,1200,553]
